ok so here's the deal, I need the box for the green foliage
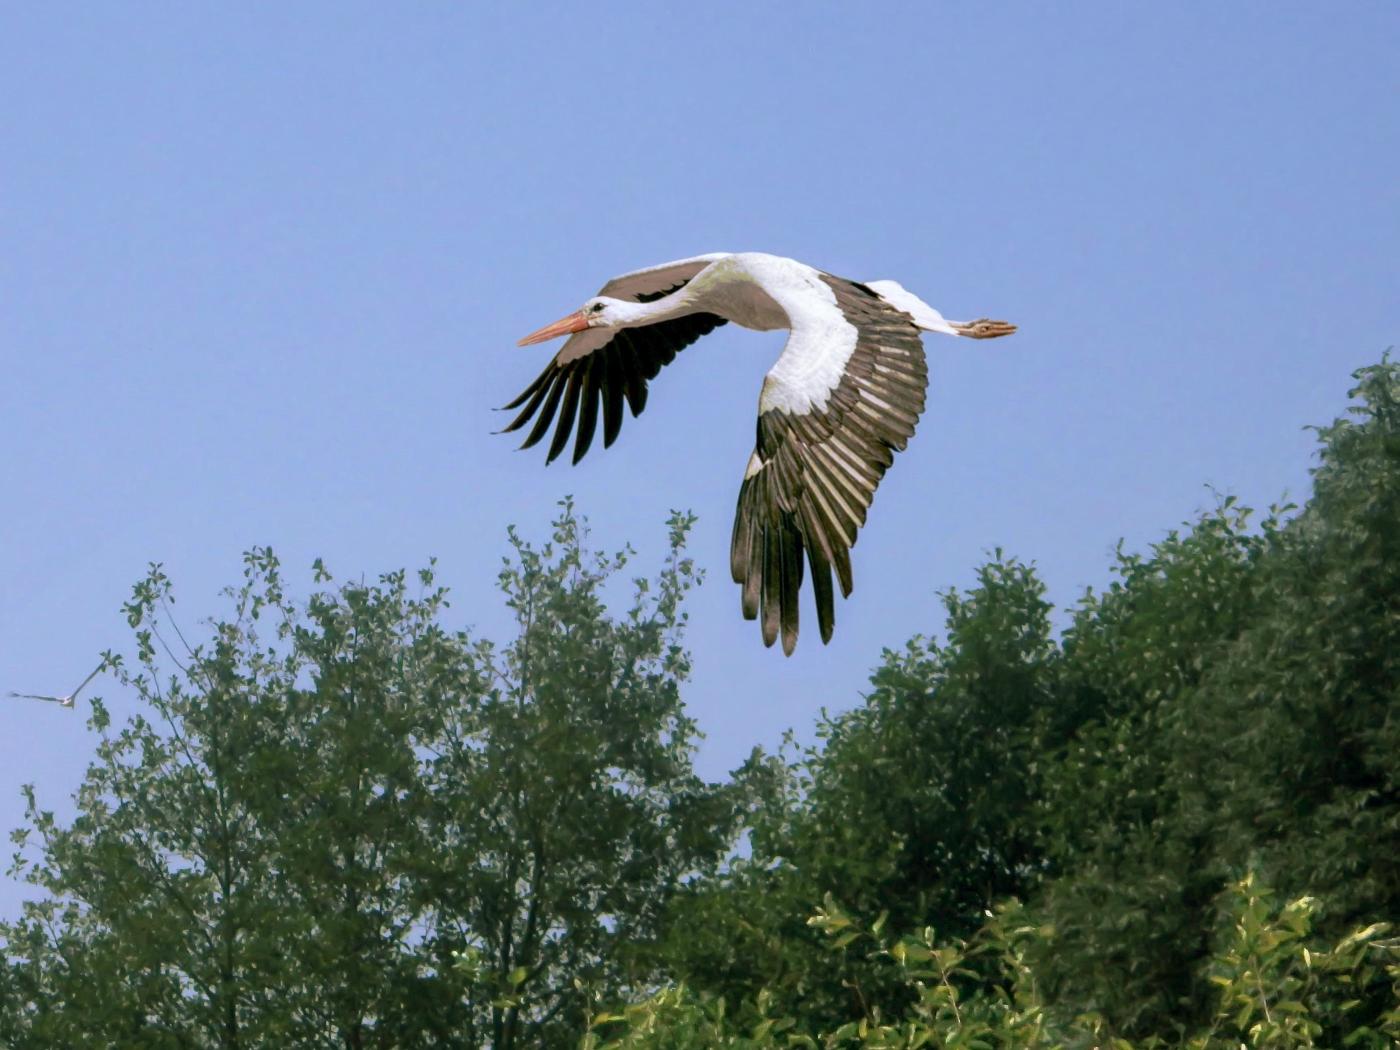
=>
[662,556,1057,1031]
[1199,873,1398,1049]
[1031,359,1400,1035]
[657,357,1400,1044]
[2,501,744,1048]
[1029,498,1277,1030]
[6,357,1398,1048]
[588,875,1400,1048]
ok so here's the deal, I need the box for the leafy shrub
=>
[587,874,1399,1048]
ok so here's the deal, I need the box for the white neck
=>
[608,286,699,327]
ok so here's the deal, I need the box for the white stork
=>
[503,252,1015,655]
[8,661,105,709]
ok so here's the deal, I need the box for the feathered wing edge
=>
[500,285,727,465]
[729,278,928,655]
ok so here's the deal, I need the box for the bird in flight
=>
[8,661,105,709]
[503,252,1015,655]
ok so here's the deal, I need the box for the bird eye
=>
[590,303,605,314]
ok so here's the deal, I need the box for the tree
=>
[9,358,1400,1046]
[2,501,745,1048]
[1032,359,1400,1036]
[1029,498,1275,1032]
[657,356,1400,1043]
[418,505,748,1048]
[662,556,1058,1034]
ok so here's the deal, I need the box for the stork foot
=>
[952,318,1017,339]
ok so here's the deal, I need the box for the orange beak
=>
[517,310,590,347]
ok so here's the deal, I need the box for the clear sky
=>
[2,4,1397,921]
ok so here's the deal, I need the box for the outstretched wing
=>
[67,663,103,701]
[730,276,928,655]
[8,662,103,706]
[501,254,732,465]
[594,252,732,301]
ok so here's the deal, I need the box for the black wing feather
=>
[501,280,727,463]
[546,368,584,464]
[572,362,601,465]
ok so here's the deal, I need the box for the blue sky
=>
[2,3,1397,920]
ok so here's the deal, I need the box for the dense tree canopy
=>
[2,503,748,1048]
[4,359,1398,1048]
[646,357,1400,1044]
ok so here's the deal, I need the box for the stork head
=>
[517,297,628,346]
